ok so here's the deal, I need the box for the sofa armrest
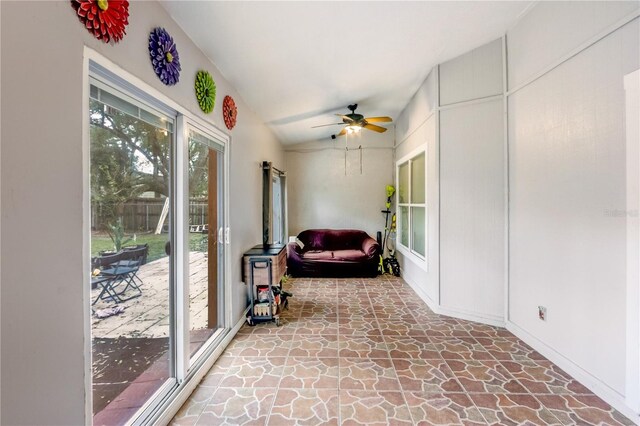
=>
[287,241,304,261]
[361,237,380,258]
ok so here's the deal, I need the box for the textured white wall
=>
[286,132,394,238]
[395,71,438,151]
[507,1,639,89]
[0,1,283,424]
[395,39,506,323]
[395,70,439,304]
[439,39,503,106]
[440,99,505,321]
[508,9,639,397]
[624,69,640,413]
[438,38,505,323]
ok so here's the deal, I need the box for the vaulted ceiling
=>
[161,1,532,144]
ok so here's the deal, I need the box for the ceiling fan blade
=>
[364,116,392,123]
[311,123,344,128]
[363,123,387,133]
[336,128,347,137]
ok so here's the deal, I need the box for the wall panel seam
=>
[436,64,442,306]
[502,34,510,323]
[439,94,504,111]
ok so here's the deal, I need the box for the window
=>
[397,150,426,260]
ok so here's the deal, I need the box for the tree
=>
[90,97,212,232]
[90,99,171,229]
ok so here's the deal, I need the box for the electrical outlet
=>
[538,306,547,321]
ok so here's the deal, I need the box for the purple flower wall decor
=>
[148,27,181,86]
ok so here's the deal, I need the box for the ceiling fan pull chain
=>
[344,147,347,176]
[344,133,348,176]
[359,145,363,175]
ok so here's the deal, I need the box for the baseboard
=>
[401,271,439,310]
[436,304,505,328]
[153,308,249,425]
[402,273,505,328]
[507,320,640,425]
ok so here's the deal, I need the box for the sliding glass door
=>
[89,79,175,425]
[87,62,230,425]
[185,126,226,362]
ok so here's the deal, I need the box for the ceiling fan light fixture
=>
[346,125,361,134]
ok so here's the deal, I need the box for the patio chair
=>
[92,252,127,305]
[122,243,149,265]
[93,252,142,304]
[114,246,148,295]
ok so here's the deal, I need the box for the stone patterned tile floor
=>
[171,276,635,426]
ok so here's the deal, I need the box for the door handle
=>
[225,227,230,244]
[218,227,224,244]
[165,241,171,255]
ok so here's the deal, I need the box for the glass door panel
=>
[89,82,174,424]
[187,129,225,359]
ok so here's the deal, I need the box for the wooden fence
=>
[92,198,209,232]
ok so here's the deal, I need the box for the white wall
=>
[394,38,506,324]
[624,68,640,416]
[286,132,393,239]
[439,39,504,106]
[439,99,505,322]
[438,38,505,323]
[507,1,639,90]
[395,70,439,305]
[507,0,639,410]
[0,1,283,424]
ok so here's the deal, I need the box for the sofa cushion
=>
[302,250,334,260]
[333,249,368,262]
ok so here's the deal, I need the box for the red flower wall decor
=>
[71,0,130,43]
[223,96,237,130]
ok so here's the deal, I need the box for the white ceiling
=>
[161,1,532,145]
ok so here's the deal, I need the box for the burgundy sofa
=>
[286,229,380,278]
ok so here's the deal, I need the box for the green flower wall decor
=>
[194,70,216,114]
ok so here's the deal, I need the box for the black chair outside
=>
[113,246,148,296]
[91,275,118,306]
[122,243,149,265]
[92,252,128,305]
[91,251,142,305]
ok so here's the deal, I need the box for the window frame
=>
[396,145,427,268]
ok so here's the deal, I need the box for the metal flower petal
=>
[71,0,129,43]
[223,95,238,130]
[195,70,216,114]
[148,27,181,86]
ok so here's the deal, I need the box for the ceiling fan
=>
[312,104,392,138]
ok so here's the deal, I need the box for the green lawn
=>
[91,233,208,263]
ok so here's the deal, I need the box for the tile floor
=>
[171,276,635,426]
